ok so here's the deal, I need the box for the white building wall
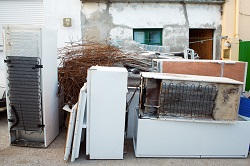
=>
[44,0,82,48]
[81,2,222,55]
[109,3,186,28]
[186,4,221,28]
[109,3,187,49]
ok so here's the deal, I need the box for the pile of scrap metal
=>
[62,64,250,161]
[58,41,183,105]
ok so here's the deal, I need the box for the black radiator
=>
[6,56,43,131]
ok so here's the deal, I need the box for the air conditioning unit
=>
[3,25,59,148]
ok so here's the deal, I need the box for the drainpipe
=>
[233,0,240,60]
[234,0,239,38]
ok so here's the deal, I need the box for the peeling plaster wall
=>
[81,2,222,58]
[81,3,113,42]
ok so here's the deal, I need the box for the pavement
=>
[0,111,250,166]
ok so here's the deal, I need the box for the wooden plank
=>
[162,61,221,77]
[223,62,246,83]
[160,60,247,87]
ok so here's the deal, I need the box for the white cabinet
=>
[86,66,128,159]
[134,111,250,158]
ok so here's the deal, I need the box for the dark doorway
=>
[189,29,214,59]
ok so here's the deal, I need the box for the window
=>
[133,29,162,46]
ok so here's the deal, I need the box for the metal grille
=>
[159,82,217,119]
[7,56,43,131]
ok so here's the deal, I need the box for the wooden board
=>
[223,62,247,84]
[158,60,247,89]
[162,61,221,77]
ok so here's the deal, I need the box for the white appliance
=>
[3,25,58,147]
[63,84,87,162]
[133,72,250,158]
[86,66,128,159]
[133,111,250,158]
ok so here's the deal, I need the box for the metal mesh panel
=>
[159,82,217,119]
[7,56,43,131]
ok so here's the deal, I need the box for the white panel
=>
[0,0,44,47]
[64,104,77,161]
[134,115,250,158]
[41,27,59,147]
[71,84,87,162]
[4,27,41,58]
[87,66,128,159]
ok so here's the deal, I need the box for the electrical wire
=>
[126,86,140,112]
[240,12,250,17]
[10,105,19,130]
[189,38,213,44]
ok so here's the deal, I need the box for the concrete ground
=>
[0,111,250,166]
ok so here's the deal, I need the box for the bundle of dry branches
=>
[58,41,156,105]
[58,42,124,105]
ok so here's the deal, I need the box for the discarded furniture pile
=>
[2,25,250,161]
[63,64,250,161]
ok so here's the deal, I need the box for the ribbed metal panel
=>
[7,56,43,131]
[0,0,44,46]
